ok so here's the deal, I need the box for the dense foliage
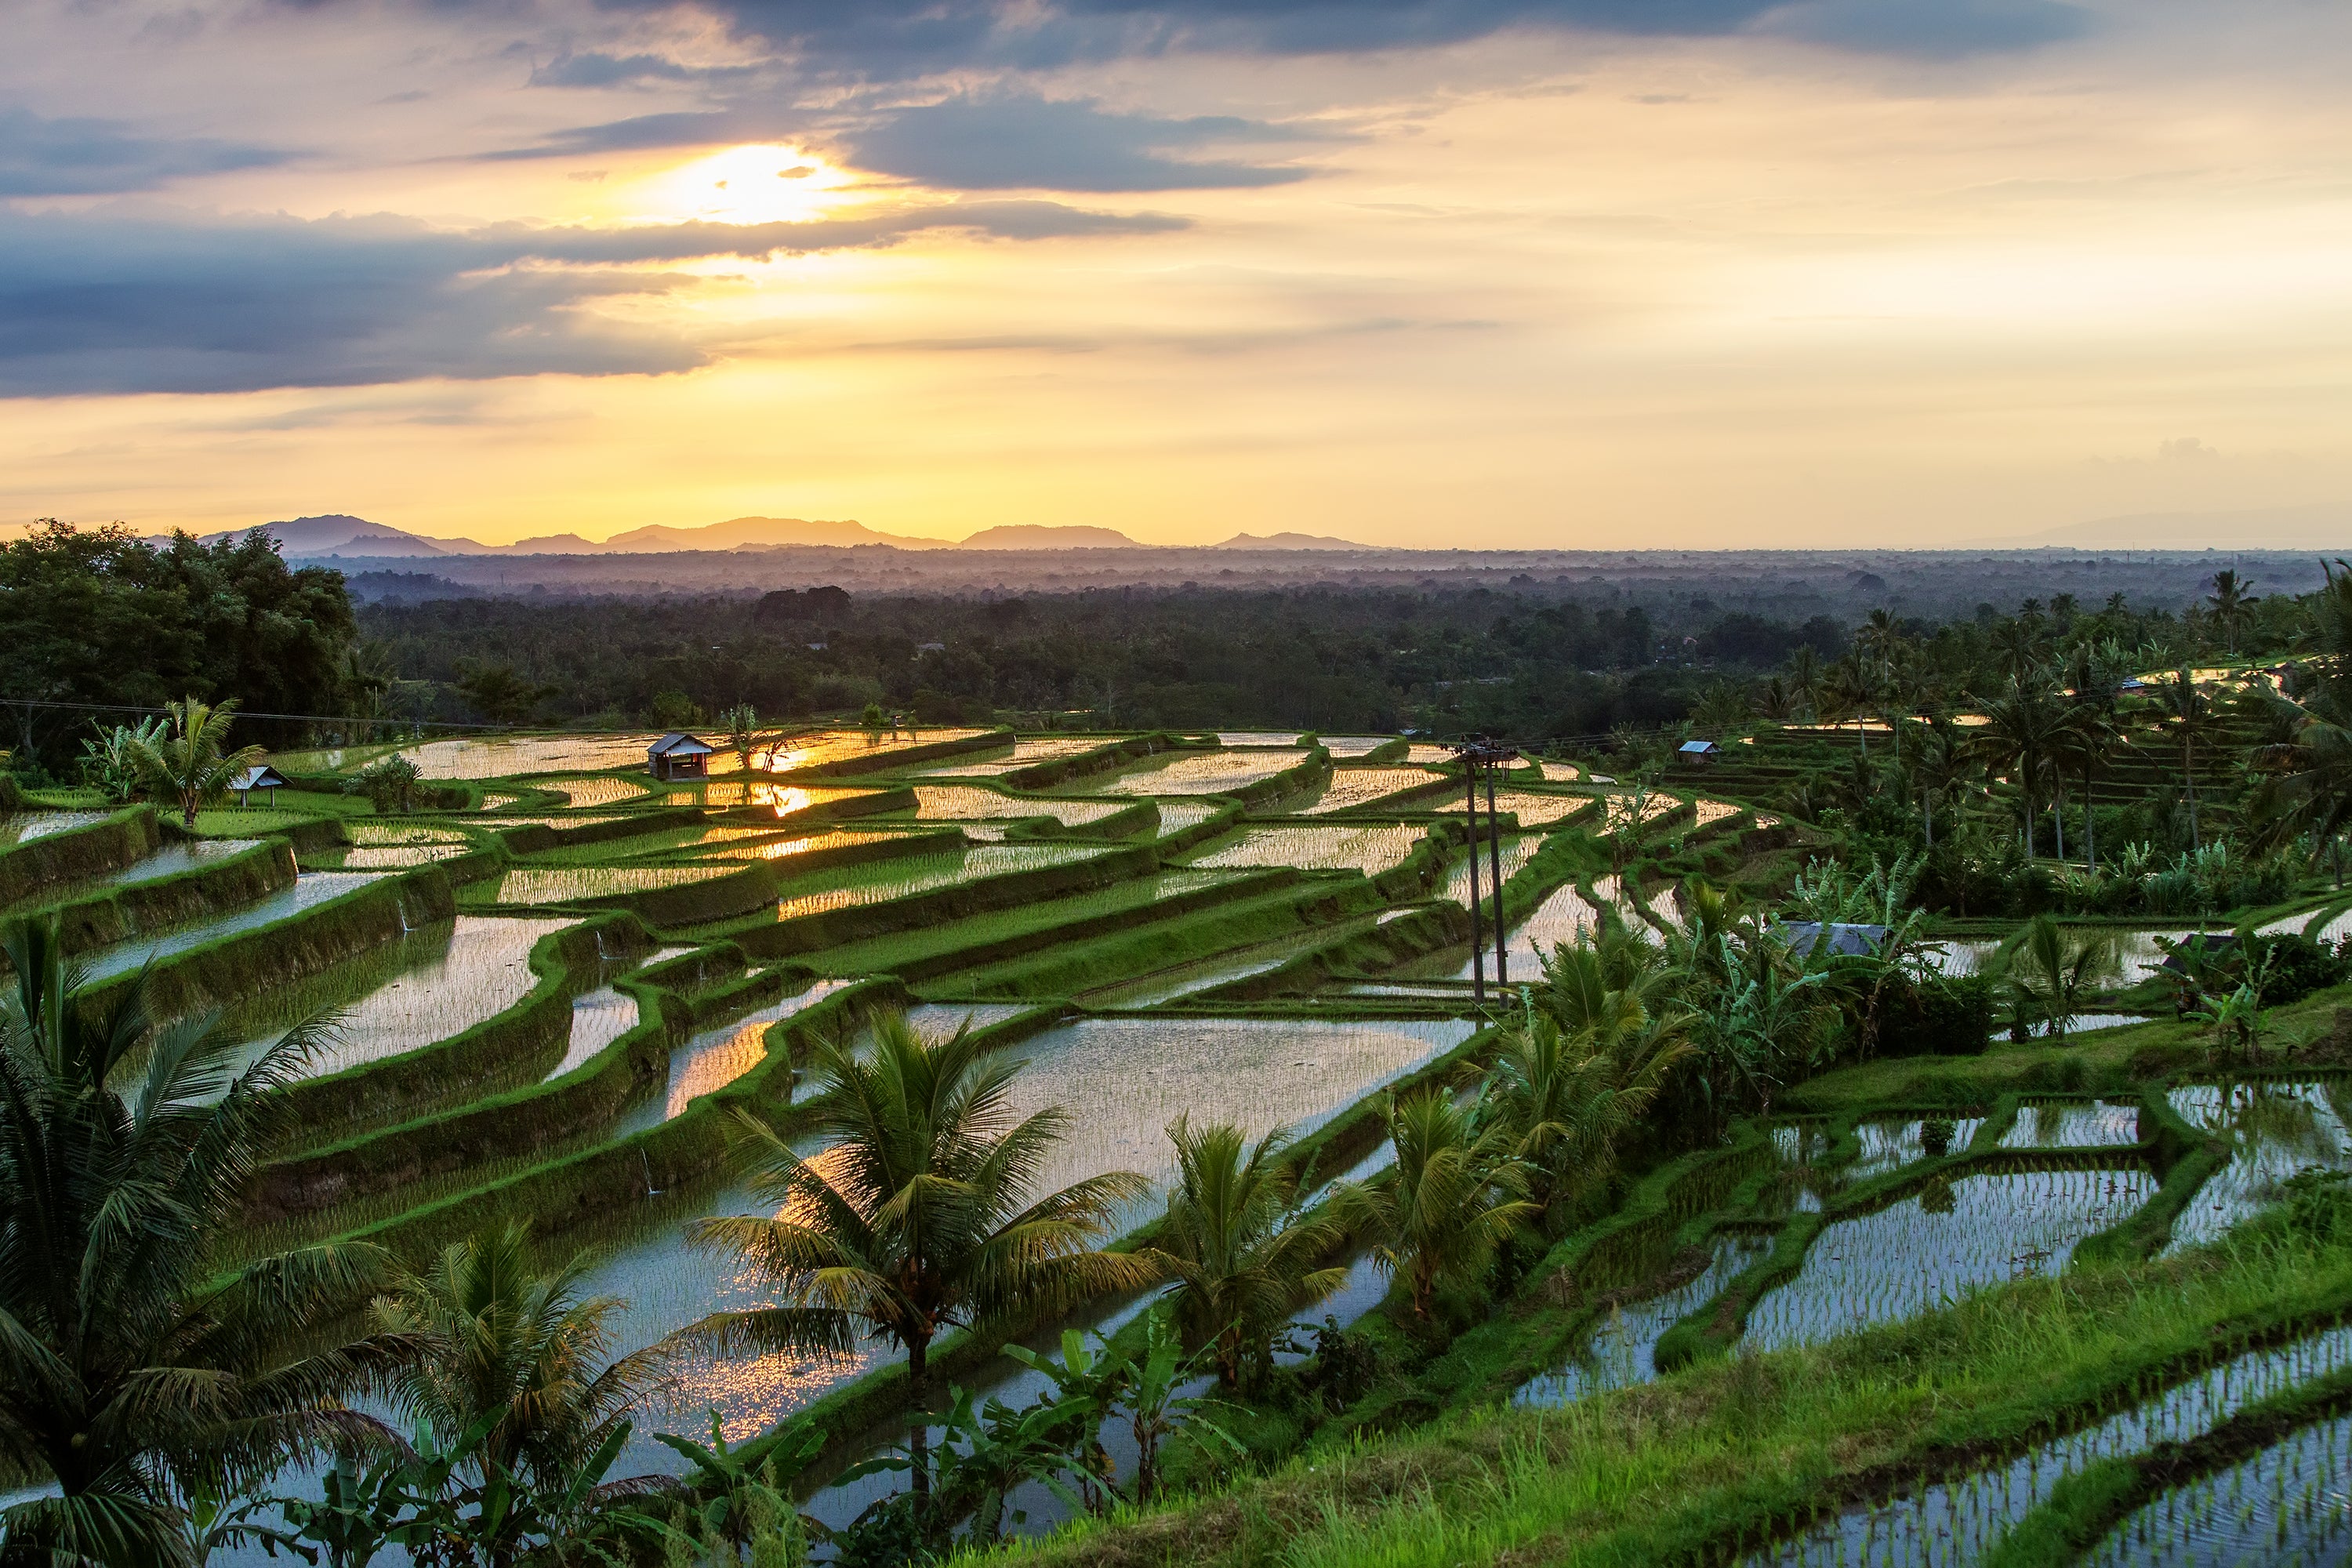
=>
[0,523,359,772]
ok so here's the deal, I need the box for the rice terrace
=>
[16,543,2352,1567]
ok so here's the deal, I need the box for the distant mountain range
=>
[180,514,1383,557]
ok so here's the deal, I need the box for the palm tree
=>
[1343,1091,1534,1323]
[2004,915,2119,1045]
[129,695,265,830]
[2147,667,2220,850]
[0,918,419,1566]
[1910,714,1976,851]
[1784,645,1822,722]
[1153,1120,1346,1392]
[1973,673,2067,857]
[1824,655,1876,757]
[684,1012,1158,1500]
[370,1222,673,1566]
[1483,1001,1684,1225]
[2209,569,2259,657]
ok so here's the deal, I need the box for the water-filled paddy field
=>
[1294,767,1448,814]
[906,785,1128,824]
[77,870,383,982]
[1740,1167,2159,1352]
[1183,822,1425,876]
[1073,748,1311,796]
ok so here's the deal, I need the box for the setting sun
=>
[643,144,858,225]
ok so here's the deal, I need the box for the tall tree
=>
[2147,666,2220,851]
[1343,1092,1534,1323]
[684,1012,1158,1501]
[2209,569,2259,657]
[129,695,264,829]
[0,919,417,1566]
[1153,1120,1346,1392]
[1483,1000,1685,1225]
[1974,673,2072,858]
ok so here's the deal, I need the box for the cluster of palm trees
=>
[79,696,266,829]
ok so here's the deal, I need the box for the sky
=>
[4,0,2352,549]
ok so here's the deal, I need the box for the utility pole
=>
[1449,736,1523,1005]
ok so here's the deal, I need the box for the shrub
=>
[1876,974,1994,1058]
[347,752,423,814]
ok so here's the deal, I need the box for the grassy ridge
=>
[964,1210,2352,1568]
[0,804,158,907]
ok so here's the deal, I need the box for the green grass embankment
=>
[964,1205,2352,1568]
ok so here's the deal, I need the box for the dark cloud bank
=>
[0,201,1181,397]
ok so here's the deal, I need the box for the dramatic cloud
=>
[0,201,1184,396]
[838,95,1320,191]
[573,0,2094,74]
[0,107,294,195]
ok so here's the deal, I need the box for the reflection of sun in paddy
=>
[652,144,858,224]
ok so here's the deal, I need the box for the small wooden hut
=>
[647,731,715,782]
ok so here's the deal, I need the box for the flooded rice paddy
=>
[1294,767,1448,815]
[1847,1117,1988,1181]
[667,781,877,813]
[1151,799,1227,835]
[538,775,657,808]
[612,980,856,1133]
[2,837,270,916]
[216,915,568,1080]
[394,735,662,779]
[77,871,383,982]
[768,844,1114,922]
[1076,749,1311,796]
[1183,823,1425,876]
[670,826,935,863]
[903,736,1110,775]
[908,786,1127,823]
[1752,1324,2352,1566]
[2085,1410,2352,1566]
[2165,1081,2352,1251]
[1436,789,1590,826]
[485,865,738,905]
[1439,835,1541,908]
[0,810,112,848]
[545,982,641,1080]
[1740,1167,2158,1352]
[1515,1234,1774,1408]
[2002,1100,2143,1149]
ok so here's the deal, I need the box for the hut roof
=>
[648,732,715,757]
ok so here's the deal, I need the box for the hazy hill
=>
[198,515,447,556]
[1216,531,1376,550]
[956,524,1139,548]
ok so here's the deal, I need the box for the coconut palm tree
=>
[370,1222,673,1566]
[1483,1000,1686,1224]
[1153,1119,1346,1392]
[1342,1092,1534,1323]
[0,918,419,1566]
[2146,667,2220,850]
[2209,569,2259,657]
[128,695,266,830]
[1974,673,2073,858]
[1824,655,1877,757]
[1909,714,1976,851]
[684,1012,1158,1500]
[2004,915,2120,1045]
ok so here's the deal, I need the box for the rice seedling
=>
[1693,798,1744,826]
[903,1002,1036,1035]
[2001,1099,2143,1149]
[764,844,1113,922]
[1439,835,1541,907]
[2085,1410,2352,1566]
[345,822,474,846]
[1515,1234,1777,1408]
[1740,1167,2160,1352]
[394,734,664,779]
[1406,744,1454,764]
[484,865,735,905]
[1436,789,1591,826]
[76,869,383,982]
[1296,767,1450,815]
[1153,799,1227,835]
[1183,823,1425,876]
[1322,736,1395,757]
[213,914,571,1080]
[2165,1082,2352,1251]
[1753,1324,2352,1565]
[318,844,480,868]
[903,736,1109,776]
[535,773,657,809]
[909,786,1127,823]
[1074,749,1311,797]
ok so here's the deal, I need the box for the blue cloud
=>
[0,107,294,195]
[569,0,2091,72]
[0,201,1184,396]
[840,95,1323,191]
